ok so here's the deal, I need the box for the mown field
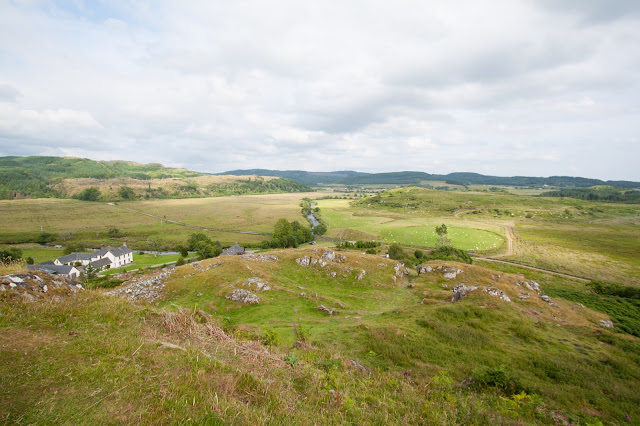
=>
[317,198,505,251]
[327,187,640,286]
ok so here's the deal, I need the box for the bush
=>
[36,233,55,244]
[471,365,523,395]
[414,250,424,259]
[0,248,22,263]
[175,257,186,266]
[425,246,473,264]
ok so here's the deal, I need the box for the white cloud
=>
[0,0,638,180]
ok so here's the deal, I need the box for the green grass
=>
[317,199,505,251]
[0,192,323,249]
[3,248,640,424]
[99,252,182,275]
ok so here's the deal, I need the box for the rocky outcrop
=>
[441,267,463,280]
[321,250,345,263]
[417,265,433,274]
[317,304,338,315]
[106,270,173,302]
[296,256,311,267]
[539,295,557,306]
[451,284,478,302]
[241,253,278,262]
[483,287,512,302]
[226,288,259,304]
[242,277,271,291]
[394,263,410,277]
[1,273,82,298]
[599,319,615,328]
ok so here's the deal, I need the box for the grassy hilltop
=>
[2,248,640,424]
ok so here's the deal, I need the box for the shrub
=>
[471,365,522,395]
[175,257,186,266]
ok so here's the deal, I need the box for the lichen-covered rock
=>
[242,253,278,262]
[517,280,541,294]
[483,287,512,302]
[226,288,259,304]
[451,284,478,302]
[242,277,271,291]
[317,304,337,315]
[417,265,433,274]
[321,250,345,263]
[599,319,615,328]
[441,267,463,280]
[539,294,558,306]
[394,263,410,277]
[107,270,173,302]
[296,256,311,267]
[1,273,81,298]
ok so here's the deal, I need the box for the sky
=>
[1,0,639,180]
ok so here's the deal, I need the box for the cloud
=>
[0,0,638,180]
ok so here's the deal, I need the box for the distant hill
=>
[218,169,640,189]
[0,157,310,200]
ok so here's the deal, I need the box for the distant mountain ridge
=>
[217,169,640,189]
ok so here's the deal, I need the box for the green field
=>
[317,198,505,251]
[99,252,183,275]
[0,192,324,250]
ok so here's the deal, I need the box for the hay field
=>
[0,192,324,248]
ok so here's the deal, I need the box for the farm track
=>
[109,203,273,237]
[472,256,591,282]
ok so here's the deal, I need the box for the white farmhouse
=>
[55,244,133,272]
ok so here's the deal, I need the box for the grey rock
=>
[321,250,345,263]
[394,263,410,277]
[226,288,260,305]
[483,287,512,302]
[599,319,615,328]
[243,277,271,291]
[317,304,337,315]
[295,256,311,267]
[417,265,433,274]
[451,284,478,302]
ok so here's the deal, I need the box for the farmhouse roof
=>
[27,264,76,276]
[89,258,112,269]
[109,245,132,257]
[221,243,245,256]
[56,252,92,264]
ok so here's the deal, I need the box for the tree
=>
[26,256,35,264]
[313,223,327,236]
[75,187,100,201]
[273,218,293,239]
[176,245,189,258]
[435,223,451,247]
[84,263,97,280]
[388,244,404,260]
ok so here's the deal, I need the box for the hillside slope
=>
[2,249,639,424]
[0,156,311,200]
[218,169,640,189]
